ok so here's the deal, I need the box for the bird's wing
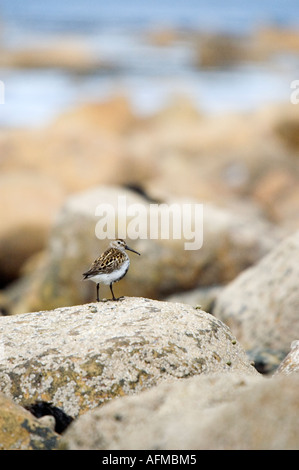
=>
[83,249,123,278]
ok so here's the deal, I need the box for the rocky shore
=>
[0,24,299,450]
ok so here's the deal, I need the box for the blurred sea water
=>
[0,0,299,127]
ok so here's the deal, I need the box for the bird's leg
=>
[110,283,116,301]
[96,283,100,302]
[109,283,124,301]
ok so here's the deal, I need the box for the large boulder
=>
[213,231,299,372]
[6,185,279,315]
[0,298,256,418]
[61,372,299,450]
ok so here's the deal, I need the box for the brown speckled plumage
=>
[83,247,128,278]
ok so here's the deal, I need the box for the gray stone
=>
[213,231,299,368]
[61,372,299,450]
[0,298,256,418]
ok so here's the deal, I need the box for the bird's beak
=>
[125,245,141,255]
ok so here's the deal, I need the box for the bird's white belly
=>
[89,260,130,285]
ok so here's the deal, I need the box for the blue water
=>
[1,0,299,36]
[0,0,298,127]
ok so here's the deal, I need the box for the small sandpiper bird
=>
[82,239,140,301]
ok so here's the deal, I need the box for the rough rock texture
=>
[0,392,59,450]
[213,231,299,370]
[0,298,256,418]
[61,372,299,450]
[6,184,279,314]
[275,340,299,376]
